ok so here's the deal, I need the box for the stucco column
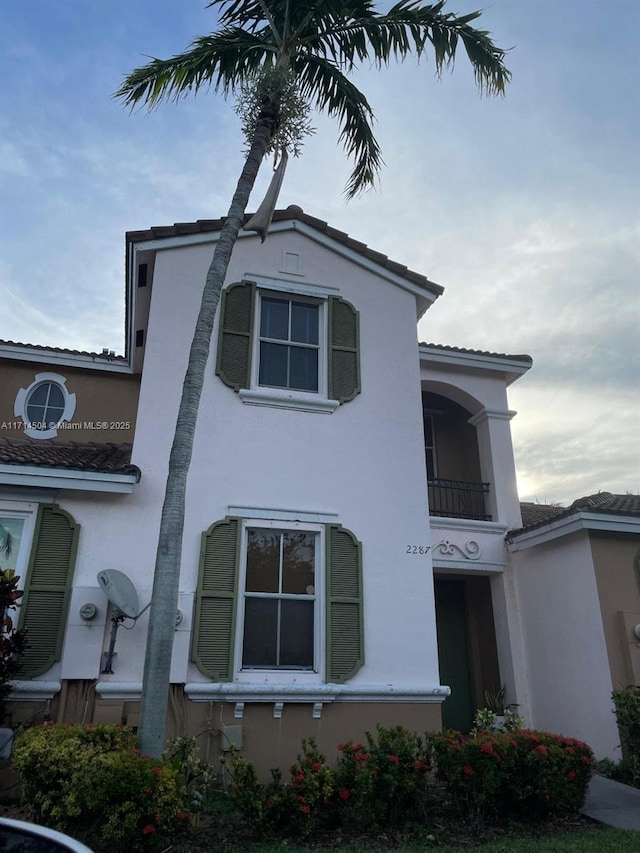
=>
[468,408,522,530]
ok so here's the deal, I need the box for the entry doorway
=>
[434,575,500,732]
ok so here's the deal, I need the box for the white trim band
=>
[185,682,450,703]
[9,681,61,701]
[239,388,339,413]
[0,465,139,494]
[228,505,339,524]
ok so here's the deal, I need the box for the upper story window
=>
[215,278,360,413]
[14,373,77,440]
[258,295,320,393]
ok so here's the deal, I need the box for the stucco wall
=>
[590,530,640,689]
[0,360,139,443]
[512,531,620,759]
[48,228,440,694]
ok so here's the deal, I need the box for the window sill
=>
[239,388,339,414]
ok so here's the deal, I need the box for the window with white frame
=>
[240,526,318,670]
[191,515,364,684]
[257,294,321,393]
[14,373,76,439]
[215,279,360,412]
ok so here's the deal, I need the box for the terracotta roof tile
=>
[0,438,139,478]
[0,339,126,362]
[420,342,533,364]
[127,205,443,297]
[512,492,640,537]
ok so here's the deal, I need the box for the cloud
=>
[511,383,639,504]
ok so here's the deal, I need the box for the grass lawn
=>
[177,828,638,852]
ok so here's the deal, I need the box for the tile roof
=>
[0,438,139,478]
[420,342,533,364]
[0,339,126,362]
[127,204,444,297]
[513,492,640,537]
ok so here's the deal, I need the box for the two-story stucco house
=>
[8,205,625,775]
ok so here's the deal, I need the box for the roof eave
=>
[0,464,141,494]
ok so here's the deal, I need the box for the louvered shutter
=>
[326,524,364,683]
[215,282,255,391]
[328,296,360,403]
[191,518,240,681]
[19,505,79,678]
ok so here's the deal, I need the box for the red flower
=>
[413,760,426,770]
[339,788,350,800]
[337,743,345,751]
[151,766,163,774]
[567,770,576,780]
[480,743,494,753]
[299,804,311,814]
[388,755,399,764]
[581,755,593,765]
[311,762,322,771]
[298,795,306,803]
[295,771,305,782]
[351,743,363,752]
[142,824,156,835]
[535,745,548,756]
[463,765,475,776]
[355,752,370,762]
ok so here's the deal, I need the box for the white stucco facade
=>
[511,530,620,758]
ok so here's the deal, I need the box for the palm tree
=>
[115,0,511,757]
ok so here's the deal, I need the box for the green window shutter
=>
[19,505,79,678]
[326,524,364,683]
[191,517,240,681]
[215,281,255,391]
[328,296,360,404]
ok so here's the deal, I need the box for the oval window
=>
[25,382,66,430]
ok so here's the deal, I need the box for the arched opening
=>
[422,390,490,521]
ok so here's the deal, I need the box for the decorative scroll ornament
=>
[433,539,481,561]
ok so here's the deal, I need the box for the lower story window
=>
[242,528,316,670]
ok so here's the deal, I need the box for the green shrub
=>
[612,686,640,787]
[430,728,595,816]
[13,723,190,851]
[333,725,431,829]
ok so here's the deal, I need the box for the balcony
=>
[428,478,491,521]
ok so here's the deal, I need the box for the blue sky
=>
[1,0,638,504]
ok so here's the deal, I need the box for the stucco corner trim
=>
[9,680,61,701]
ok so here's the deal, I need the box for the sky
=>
[0,0,638,505]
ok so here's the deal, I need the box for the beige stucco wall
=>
[591,530,640,689]
[7,683,442,780]
[0,360,140,444]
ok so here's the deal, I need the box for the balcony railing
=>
[428,478,491,521]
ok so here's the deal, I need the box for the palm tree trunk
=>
[137,105,277,758]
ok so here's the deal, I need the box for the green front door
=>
[434,579,474,732]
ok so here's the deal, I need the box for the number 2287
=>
[406,545,431,554]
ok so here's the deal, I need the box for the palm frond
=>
[302,0,510,96]
[114,27,277,108]
[294,53,382,199]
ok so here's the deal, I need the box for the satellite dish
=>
[97,569,139,619]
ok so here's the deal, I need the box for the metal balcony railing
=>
[428,478,492,521]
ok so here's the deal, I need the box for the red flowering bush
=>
[333,725,431,828]
[13,724,191,851]
[287,739,334,835]
[430,728,594,816]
